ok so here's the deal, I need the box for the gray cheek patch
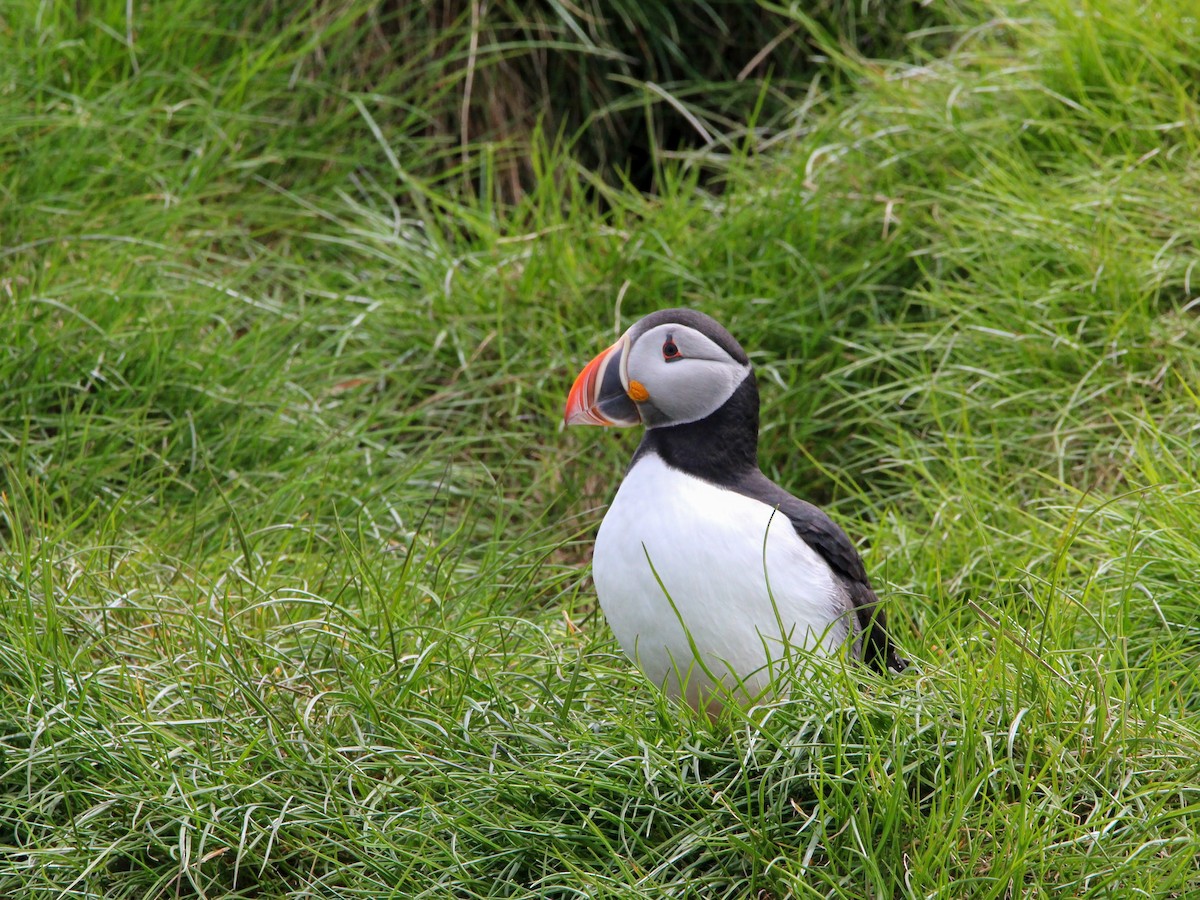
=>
[654,360,751,426]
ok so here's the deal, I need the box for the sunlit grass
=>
[3,0,1200,897]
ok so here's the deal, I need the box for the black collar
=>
[631,373,760,486]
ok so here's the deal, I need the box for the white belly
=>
[592,454,849,706]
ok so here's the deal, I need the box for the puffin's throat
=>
[633,373,760,485]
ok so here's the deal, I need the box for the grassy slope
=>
[3,0,1200,897]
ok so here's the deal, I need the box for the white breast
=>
[592,454,850,707]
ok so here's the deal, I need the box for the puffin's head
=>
[564,308,752,429]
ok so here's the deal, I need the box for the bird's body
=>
[565,308,904,709]
[594,452,849,705]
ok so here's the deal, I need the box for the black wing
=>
[733,470,907,672]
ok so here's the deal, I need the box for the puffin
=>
[564,308,906,710]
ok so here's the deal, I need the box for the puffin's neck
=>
[633,373,761,486]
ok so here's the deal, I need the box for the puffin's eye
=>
[662,339,682,361]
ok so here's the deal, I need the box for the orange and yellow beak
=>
[564,336,642,427]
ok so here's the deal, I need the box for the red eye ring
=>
[662,339,682,361]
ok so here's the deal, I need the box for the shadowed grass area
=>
[3,0,1200,897]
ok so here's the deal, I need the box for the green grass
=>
[4,0,1200,896]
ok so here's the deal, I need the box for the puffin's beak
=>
[564,336,641,427]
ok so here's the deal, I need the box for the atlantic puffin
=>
[565,308,906,709]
